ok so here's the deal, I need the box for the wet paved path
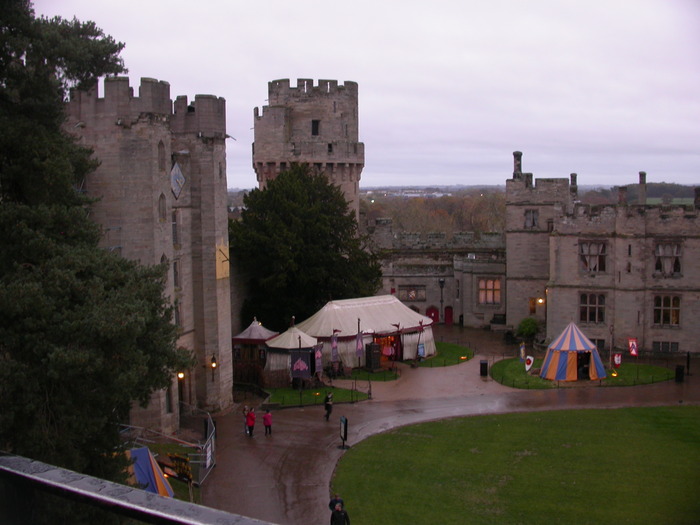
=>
[202,326,700,525]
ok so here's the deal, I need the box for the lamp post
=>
[438,278,445,323]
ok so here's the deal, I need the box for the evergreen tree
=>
[230,165,382,331]
[0,0,190,485]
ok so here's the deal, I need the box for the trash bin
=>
[480,360,488,377]
[675,365,684,383]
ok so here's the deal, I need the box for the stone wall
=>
[65,77,234,432]
[253,79,365,218]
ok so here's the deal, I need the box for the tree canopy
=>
[230,165,382,332]
[0,0,188,485]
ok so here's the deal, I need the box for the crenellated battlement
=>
[66,77,226,137]
[267,78,358,102]
[67,77,172,124]
[172,94,226,137]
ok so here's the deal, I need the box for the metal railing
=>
[0,453,275,525]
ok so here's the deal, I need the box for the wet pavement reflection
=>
[202,325,699,525]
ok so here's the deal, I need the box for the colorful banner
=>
[613,353,622,368]
[356,331,364,359]
[628,338,638,357]
[331,332,339,363]
[314,344,323,373]
[290,349,311,379]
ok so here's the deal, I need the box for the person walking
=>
[245,407,256,437]
[263,409,272,436]
[324,392,333,421]
[330,502,350,525]
[328,493,344,511]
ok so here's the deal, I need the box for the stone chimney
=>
[570,173,578,198]
[618,186,628,205]
[638,171,647,205]
[513,151,522,180]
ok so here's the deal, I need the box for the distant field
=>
[332,406,700,525]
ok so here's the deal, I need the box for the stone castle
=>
[252,78,365,218]
[66,77,234,432]
[64,76,699,432]
[374,151,700,356]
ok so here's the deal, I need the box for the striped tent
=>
[126,447,174,497]
[540,322,607,381]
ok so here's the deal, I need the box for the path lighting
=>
[177,372,185,380]
[210,355,217,380]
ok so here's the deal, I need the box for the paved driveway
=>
[202,326,700,525]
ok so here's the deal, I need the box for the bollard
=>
[480,360,488,377]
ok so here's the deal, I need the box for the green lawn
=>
[331,406,700,525]
[411,341,474,368]
[491,358,674,388]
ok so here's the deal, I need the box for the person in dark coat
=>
[328,493,344,511]
[324,392,333,421]
[330,502,350,525]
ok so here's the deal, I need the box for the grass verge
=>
[410,341,474,368]
[491,358,674,388]
[332,406,700,525]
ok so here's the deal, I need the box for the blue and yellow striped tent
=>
[126,447,174,497]
[540,322,607,381]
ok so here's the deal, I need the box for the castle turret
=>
[252,79,365,218]
[65,77,233,431]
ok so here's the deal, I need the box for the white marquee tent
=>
[296,295,435,367]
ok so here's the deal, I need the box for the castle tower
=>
[65,77,233,431]
[505,151,574,333]
[252,78,365,218]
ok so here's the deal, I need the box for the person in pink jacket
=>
[245,407,256,437]
[263,409,272,436]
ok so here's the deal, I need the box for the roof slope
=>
[296,295,432,338]
[232,318,278,343]
[548,322,597,352]
[266,326,317,349]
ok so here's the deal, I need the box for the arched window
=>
[158,141,166,172]
[158,193,166,221]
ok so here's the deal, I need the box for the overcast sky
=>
[34,0,700,189]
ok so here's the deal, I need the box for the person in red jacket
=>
[263,409,272,436]
[246,407,256,437]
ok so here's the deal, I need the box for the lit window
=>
[478,279,501,304]
[653,295,680,326]
[398,286,426,302]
